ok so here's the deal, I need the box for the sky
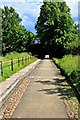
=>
[0,0,79,33]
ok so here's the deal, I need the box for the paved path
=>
[12,59,68,118]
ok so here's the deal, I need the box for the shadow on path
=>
[36,78,75,99]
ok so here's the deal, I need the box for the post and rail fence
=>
[0,56,33,77]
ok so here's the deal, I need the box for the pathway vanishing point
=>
[12,59,69,118]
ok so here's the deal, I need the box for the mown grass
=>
[0,52,29,61]
[0,52,37,83]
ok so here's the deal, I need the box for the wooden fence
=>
[0,56,32,76]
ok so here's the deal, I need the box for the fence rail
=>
[0,56,33,76]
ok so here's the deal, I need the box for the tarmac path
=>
[12,59,68,118]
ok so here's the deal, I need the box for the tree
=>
[0,8,2,39]
[2,6,22,54]
[25,30,36,51]
[2,6,36,55]
[0,8,2,56]
[65,29,80,55]
[11,25,27,52]
[35,1,75,57]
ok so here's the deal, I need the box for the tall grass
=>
[53,55,80,89]
[53,55,80,113]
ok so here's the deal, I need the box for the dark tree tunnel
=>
[28,43,66,59]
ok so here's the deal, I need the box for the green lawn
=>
[0,52,37,82]
[0,52,29,61]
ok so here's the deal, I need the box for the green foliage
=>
[2,52,29,60]
[35,2,74,52]
[0,8,2,37]
[2,6,35,55]
[53,55,80,91]
[0,8,2,55]
[26,30,36,50]
[65,32,80,55]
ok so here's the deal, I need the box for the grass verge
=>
[0,52,37,82]
[53,55,80,119]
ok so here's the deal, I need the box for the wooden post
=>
[22,57,24,65]
[0,61,3,76]
[11,59,13,71]
[25,57,27,63]
[29,56,30,60]
[27,56,29,60]
[18,57,20,66]
[26,57,28,63]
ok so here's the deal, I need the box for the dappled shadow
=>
[35,78,68,87]
[53,78,75,97]
[53,78,69,87]
[36,78,75,99]
[38,88,60,95]
[38,87,72,97]
[36,80,54,85]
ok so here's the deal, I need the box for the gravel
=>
[1,78,29,119]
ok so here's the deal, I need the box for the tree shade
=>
[35,1,79,58]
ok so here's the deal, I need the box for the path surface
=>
[12,59,68,118]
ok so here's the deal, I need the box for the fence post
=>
[22,57,24,65]
[25,57,27,64]
[27,56,29,60]
[29,56,30,60]
[18,57,20,66]
[11,59,13,71]
[0,61,3,76]
[26,57,28,63]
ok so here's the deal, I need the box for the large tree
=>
[25,30,36,51]
[2,6,35,55]
[2,6,22,54]
[0,8,2,56]
[35,1,75,57]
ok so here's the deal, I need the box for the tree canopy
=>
[1,3,79,57]
[0,8,2,56]
[35,1,79,57]
[2,6,36,55]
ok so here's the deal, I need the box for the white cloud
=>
[23,15,29,21]
[0,0,79,33]
[0,0,25,3]
[26,0,43,2]
[0,1,43,31]
[74,21,78,25]
[65,0,79,19]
